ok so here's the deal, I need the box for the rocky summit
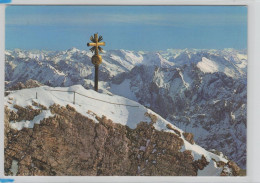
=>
[4,85,240,176]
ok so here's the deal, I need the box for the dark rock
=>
[183,132,195,144]
[227,161,240,176]
[192,155,209,171]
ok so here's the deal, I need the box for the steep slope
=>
[110,64,247,168]
[4,85,240,176]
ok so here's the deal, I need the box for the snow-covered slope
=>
[109,64,247,169]
[160,48,247,73]
[4,48,247,169]
[5,85,235,176]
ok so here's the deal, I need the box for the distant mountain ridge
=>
[5,48,247,87]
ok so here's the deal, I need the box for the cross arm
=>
[97,42,105,46]
[87,42,106,47]
[87,42,97,47]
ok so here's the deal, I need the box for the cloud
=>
[6,12,247,27]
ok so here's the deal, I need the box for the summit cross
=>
[87,33,106,92]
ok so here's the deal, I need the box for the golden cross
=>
[86,33,105,92]
[87,33,105,57]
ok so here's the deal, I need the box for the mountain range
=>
[5,48,247,169]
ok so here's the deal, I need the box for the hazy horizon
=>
[6,6,247,51]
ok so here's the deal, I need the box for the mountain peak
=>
[66,47,80,53]
[4,85,240,176]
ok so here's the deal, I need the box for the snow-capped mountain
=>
[4,85,240,176]
[5,48,246,88]
[5,48,247,169]
[160,48,247,77]
[110,64,246,168]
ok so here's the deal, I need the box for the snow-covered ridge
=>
[197,57,220,73]
[5,85,231,176]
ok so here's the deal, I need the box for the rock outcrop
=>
[7,79,43,91]
[4,104,225,176]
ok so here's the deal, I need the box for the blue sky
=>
[5,6,247,51]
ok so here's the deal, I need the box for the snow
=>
[236,61,247,69]
[231,112,235,121]
[142,52,174,68]
[10,160,18,176]
[139,139,150,152]
[196,55,245,78]
[148,109,182,134]
[5,85,150,129]
[176,123,210,141]
[197,160,223,176]
[213,100,221,104]
[48,64,66,76]
[140,146,146,151]
[4,48,247,170]
[9,110,54,130]
[4,85,231,176]
[108,50,143,69]
[169,78,186,99]
[197,57,219,74]
[237,54,247,60]
[110,79,137,101]
[180,139,227,163]
[108,49,143,66]
[182,71,193,87]
[221,165,233,175]
[146,139,150,146]
[5,48,247,95]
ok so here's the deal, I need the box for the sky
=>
[5,6,247,51]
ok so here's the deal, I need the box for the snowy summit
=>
[5,85,238,176]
